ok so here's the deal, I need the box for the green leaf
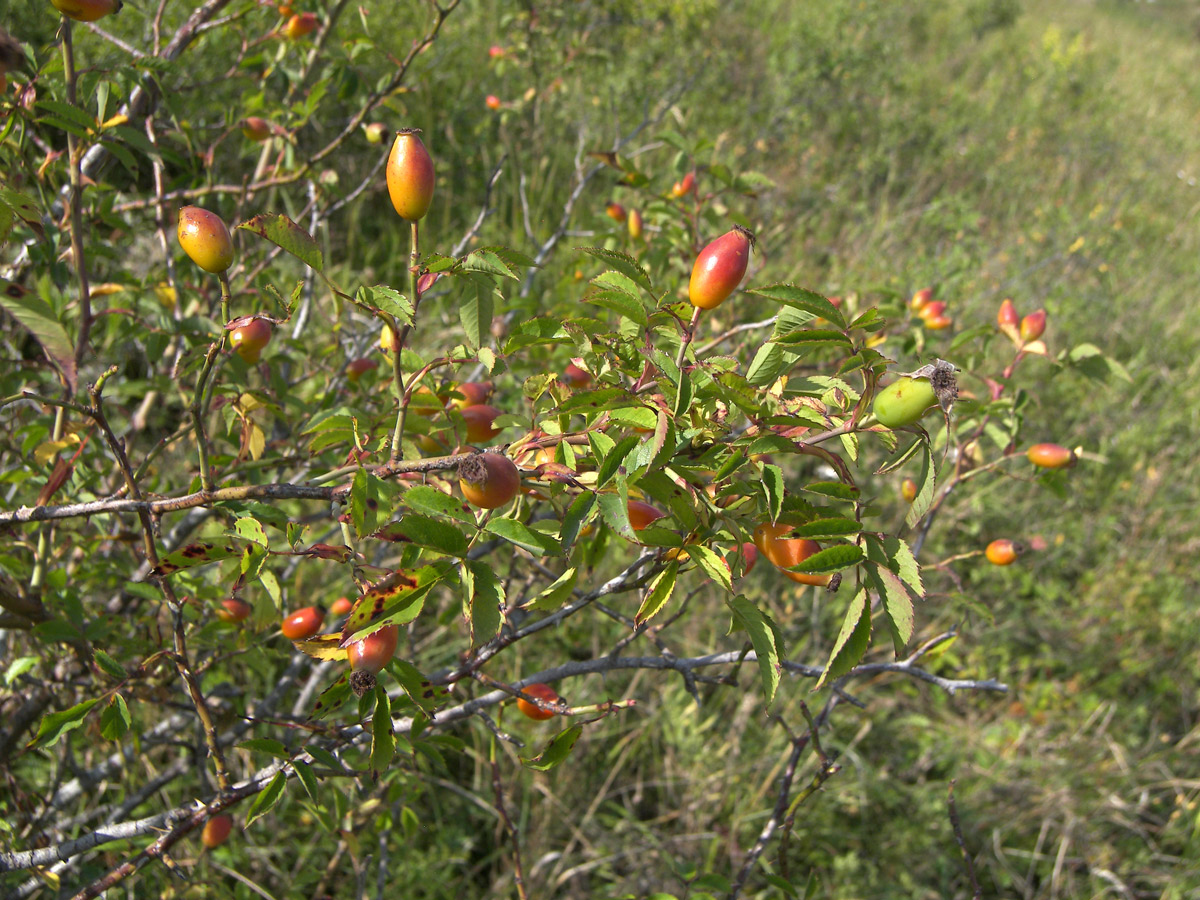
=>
[875,566,916,656]
[560,492,596,550]
[245,771,287,828]
[904,440,936,530]
[402,484,475,524]
[584,273,648,326]
[0,286,77,394]
[0,186,46,243]
[292,761,319,804]
[727,596,784,704]
[462,559,503,646]
[815,590,871,690]
[483,517,561,556]
[784,543,864,574]
[528,567,577,610]
[99,694,130,741]
[351,470,400,539]
[381,515,469,556]
[576,248,653,293]
[790,518,861,540]
[688,544,733,593]
[36,99,96,133]
[771,328,853,348]
[357,285,413,326]
[236,738,290,759]
[803,481,860,502]
[93,649,127,680]
[635,562,678,626]
[596,435,639,489]
[370,689,395,774]
[459,281,495,350]
[521,724,584,771]
[29,698,101,749]
[747,284,846,328]
[238,214,323,273]
[762,465,784,522]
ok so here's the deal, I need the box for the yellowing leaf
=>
[154,283,177,308]
[34,434,80,466]
[88,282,125,298]
[293,633,349,661]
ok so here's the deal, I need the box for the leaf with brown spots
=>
[309,671,352,721]
[340,565,446,646]
[151,542,240,577]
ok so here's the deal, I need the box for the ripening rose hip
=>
[281,606,325,640]
[348,624,399,673]
[51,0,122,21]
[910,288,933,312]
[563,363,591,387]
[241,117,271,141]
[605,202,626,222]
[1027,442,1076,469]
[688,226,754,310]
[330,596,353,616]
[346,357,377,382]
[516,682,562,720]
[873,377,938,428]
[283,12,317,39]
[751,523,830,586]
[1020,309,1047,341]
[177,207,234,274]
[201,814,233,849]
[459,453,520,509]
[627,499,666,531]
[985,539,1020,566]
[460,404,502,443]
[386,128,435,221]
[900,477,918,503]
[216,598,251,623]
[229,318,272,363]
[997,298,1020,330]
[627,208,643,240]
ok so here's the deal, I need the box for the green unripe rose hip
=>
[873,376,939,428]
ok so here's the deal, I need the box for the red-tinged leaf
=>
[35,456,74,507]
[300,543,353,562]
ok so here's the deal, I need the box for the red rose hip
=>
[688,226,754,310]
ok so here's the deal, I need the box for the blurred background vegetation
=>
[4,0,1199,896]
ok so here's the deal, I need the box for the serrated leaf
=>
[245,771,286,827]
[357,285,413,326]
[461,247,521,279]
[815,590,871,690]
[351,469,399,539]
[238,214,323,272]
[29,698,100,749]
[635,562,677,625]
[904,440,936,529]
[342,569,436,642]
[459,281,494,350]
[727,596,784,703]
[688,544,733,593]
[560,492,596,549]
[771,328,853,347]
[381,515,468,557]
[521,724,583,771]
[790,518,861,540]
[748,284,846,328]
[462,559,503,646]
[784,543,864,574]
[583,282,648,326]
[576,249,653,293]
[882,535,922,596]
[596,434,638,489]
[402,484,475,524]
[93,649,127,679]
[0,288,77,394]
[371,689,395,774]
[99,695,130,741]
[867,562,915,656]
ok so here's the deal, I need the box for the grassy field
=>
[437,1,1200,896]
